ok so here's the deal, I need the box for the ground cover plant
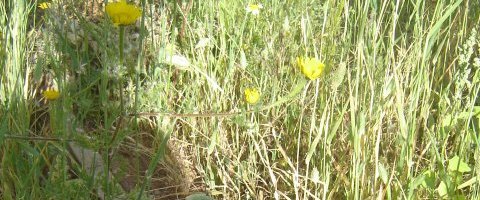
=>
[1,0,480,199]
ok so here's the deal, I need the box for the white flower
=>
[246,4,263,15]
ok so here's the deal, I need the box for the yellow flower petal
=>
[42,89,60,100]
[246,4,263,15]
[106,0,142,26]
[38,2,50,10]
[245,88,260,104]
[297,57,325,80]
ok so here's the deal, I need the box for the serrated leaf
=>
[448,156,471,173]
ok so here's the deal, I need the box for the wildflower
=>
[42,89,60,100]
[246,4,263,15]
[38,2,50,10]
[105,0,141,26]
[244,88,260,104]
[296,57,325,80]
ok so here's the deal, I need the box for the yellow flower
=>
[42,89,60,100]
[105,0,141,26]
[38,2,50,10]
[246,4,263,15]
[245,88,260,104]
[296,57,325,80]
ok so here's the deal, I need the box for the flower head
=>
[106,0,141,26]
[296,57,325,80]
[42,89,60,101]
[245,88,260,104]
[38,2,50,10]
[246,4,263,15]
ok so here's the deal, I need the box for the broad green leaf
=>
[448,156,471,173]
[437,181,449,198]
[422,170,436,189]
[408,173,424,199]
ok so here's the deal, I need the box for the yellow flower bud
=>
[42,89,60,100]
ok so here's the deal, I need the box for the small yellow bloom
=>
[106,0,142,26]
[38,2,50,10]
[42,89,60,100]
[296,57,325,80]
[246,4,263,15]
[245,88,260,104]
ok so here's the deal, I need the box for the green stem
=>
[119,26,125,67]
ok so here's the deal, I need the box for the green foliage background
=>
[1,0,480,199]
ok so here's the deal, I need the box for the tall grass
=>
[1,0,479,199]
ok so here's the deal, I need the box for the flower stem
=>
[119,26,125,66]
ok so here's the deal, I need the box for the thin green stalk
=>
[119,26,125,67]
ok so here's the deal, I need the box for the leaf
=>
[409,172,426,198]
[473,106,480,116]
[437,181,449,198]
[457,176,478,190]
[423,0,463,62]
[448,156,471,173]
[257,78,307,112]
[189,64,224,93]
[306,108,328,164]
[327,104,348,144]
[239,50,247,69]
[472,106,480,121]
[422,170,436,189]
[207,131,218,155]
[441,114,456,128]
[329,62,346,91]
